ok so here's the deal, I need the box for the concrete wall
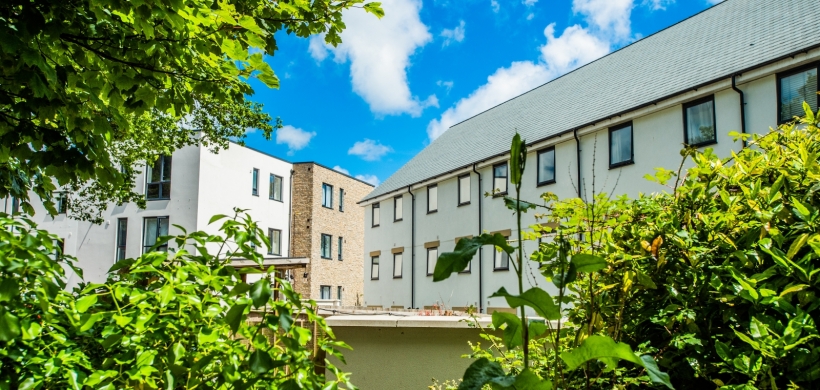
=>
[363,57,819,312]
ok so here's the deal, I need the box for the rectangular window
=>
[338,237,343,260]
[427,247,438,276]
[322,183,333,208]
[494,246,510,270]
[143,216,169,253]
[393,253,403,278]
[493,163,508,195]
[458,175,471,205]
[116,218,128,261]
[371,256,380,280]
[268,228,281,256]
[427,185,438,213]
[55,192,69,214]
[252,168,259,196]
[684,96,717,146]
[146,155,172,200]
[372,203,380,227]
[537,148,556,186]
[609,123,634,168]
[778,66,818,123]
[320,285,331,300]
[269,174,283,201]
[339,189,345,212]
[50,239,65,261]
[394,196,403,221]
[320,234,332,259]
[337,286,343,301]
[10,197,19,215]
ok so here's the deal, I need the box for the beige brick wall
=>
[291,163,372,306]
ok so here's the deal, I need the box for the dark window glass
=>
[609,124,633,167]
[51,239,65,261]
[494,245,509,270]
[426,247,438,276]
[779,67,818,123]
[270,175,284,201]
[393,253,403,278]
[252,168,259,196]
[322,183,333,208]
[537,148,556,185]
[339,189,345,211]
[371,256,379,280]
[338,237,343,260]
[321,234,332,259]
[337,286,343,301]
[116,218,128,261]
[394,196,403,221]
[320,285,331,300]
[143,216,169,253]
[268,228,281,255]
[684,97,717,146]
[146,155,172,200]
[55,192,69,214]
[372,203,380,227]
[493,164,508,194]
[11,197,19,214]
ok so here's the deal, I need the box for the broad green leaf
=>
[75,294,97,313]
[571,253,607,273]
[507,369,552,390]
[553,262,576,289]
[249,349,281,374]
[640,355,674,389]
[0,310,21,341]
[489,287,560,320]
[492,312,524,349]
[503,196,537,214]
[529,321,549,338]
[786,233,809,260]
[208,214,229,225]
[509,133,526,185]
[768,175,785,203]
[561,335,643,371]
[250,279,272,308]
[0,278,19,302]
[435,234,513,282]
[224,303,248,334]
[780,284,809,297]
[159,284,175,308]
[363,2,385,18]
[458,358,514,390]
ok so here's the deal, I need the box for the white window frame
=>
[393,253,403,278]
[426,247,438,276]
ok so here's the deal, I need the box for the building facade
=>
[359,0,820,312]
[3,143,372,304]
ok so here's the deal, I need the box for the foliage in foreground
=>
[436,105,820,389]
[0,210,352,389]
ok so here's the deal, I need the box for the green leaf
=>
[492,312,523,349]
[509,133,526,186]
[224,304,248,334]
[640,355,674,389]
[435,234,513,282]
[249,349,282,374]
[75,294,98,313]
[159,284,175,308]
[458,358,514,390]
[503,196,537,214]
[208,214,229,225]
[489,287,560,320]
[553,262,577,289]
[250,279,272,308]
[363,2,385,18]
[570,253,607,273]
[768,175,785,203]
[0,310,21,341]
[529,321,549,338]
[509,369,553,390]
[0,278,19,302]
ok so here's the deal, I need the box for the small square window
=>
[146,155,172,200]
[393,253,403,278]
[143,216,169,253]
[270,174,283,201]
[394,196,403,221]
[458,175,471,205]
[493,163,508,195]
[683,96,717,147]
[537,148,556,186]
[426,247,438,276]
[493,244,509,271]
[609,123,634,168]
[427,185,438,213]
[321,234,332,259]
[372,203,380,227]
[778,66,818,123]
[320,285,331,300]
[322,183,333,208]
[268,228,282,256]
[371,256,380,280]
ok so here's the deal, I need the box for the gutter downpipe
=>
[288,169,294,257]
[407,185,416,309]
[573,129,582,199]
[731,74,748,148]
[472,163,483,314]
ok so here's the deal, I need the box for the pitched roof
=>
[362,0,820,202]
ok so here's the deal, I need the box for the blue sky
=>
[244,0,723,187]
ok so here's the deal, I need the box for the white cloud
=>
[642,0,674,10]
[526,13,535,20]
[437,80,454,94]
[308,0,436,117]
[490,0,500,13]
[356,174,381,186]
[522,0,538,5]
[348,139,393,161]
[276,125,316,155]
[332,165,350,175]
[440,20,466,47]
[572,0,633,39]
[426,24,609,140]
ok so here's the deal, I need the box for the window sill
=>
[371,277,379,281]
[394,218,403,222]
[252,193,259,197]
[372,224,380,228]
[492,192,509,198]
[458,202,471,207]
[321,256,332,260]
[269,198,284,203]
[321,205,334,210]
[609,160,634,170]
[146,197,170,201]
[493,267,510,272]
[537,180,556,187]
[686,139,717,148]
[393,276,403,279]
[427,210,438,215]
[459,270,471,274]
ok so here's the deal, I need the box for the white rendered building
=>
[358,0,820,312]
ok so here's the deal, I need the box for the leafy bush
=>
[436,104,820,389]
[0,210,352,389]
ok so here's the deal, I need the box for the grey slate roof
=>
[362,0,820,202]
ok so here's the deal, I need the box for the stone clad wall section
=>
[290,164,314,298]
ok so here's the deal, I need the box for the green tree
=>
[0,0,383,220]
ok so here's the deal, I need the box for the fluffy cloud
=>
[643,0,674,10]
[355,174,381,186]
[275,125,316,155]
[437,80,454,94]
[522,0,538,6]
[308,0,437,117]
[490,0,500,13]
[332,165,350,175]
[348,139,393,161]
[441,20,466,47]
[426,0,633,141]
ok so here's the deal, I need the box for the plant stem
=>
[516,183,528,369]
